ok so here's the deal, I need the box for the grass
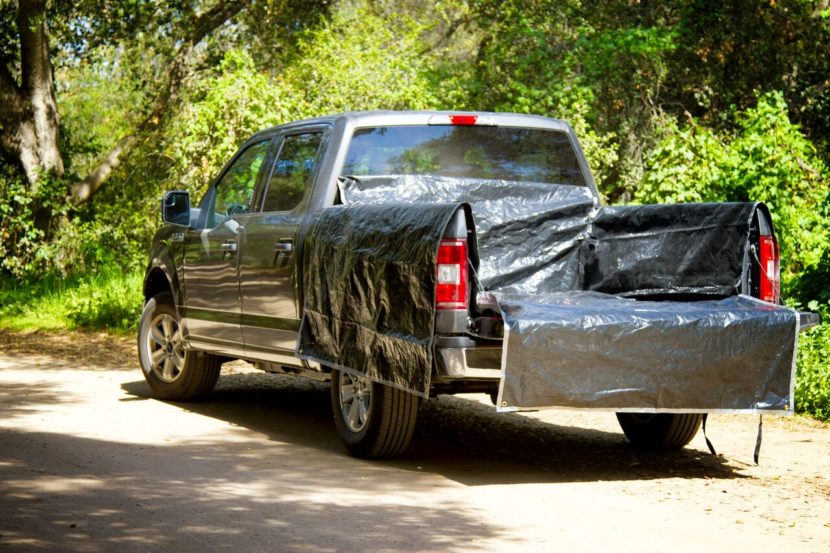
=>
[0,269,143,335]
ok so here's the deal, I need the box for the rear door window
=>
[262,132,324,212]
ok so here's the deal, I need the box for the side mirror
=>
[162,191,190,227]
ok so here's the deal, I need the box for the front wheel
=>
[137,292,221,401]
[330,368,420,459]
[616,413,703,450]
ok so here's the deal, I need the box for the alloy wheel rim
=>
[145,313,185,383]
[338,371,372,433]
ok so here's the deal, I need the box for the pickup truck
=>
[138,111,814,459]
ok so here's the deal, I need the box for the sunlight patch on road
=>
[0,367,257,447]
[3,476,101,494]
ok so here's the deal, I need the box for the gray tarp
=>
[299,174,799,412]
[297,202,476,397]
[340,175,594,293]
[495,292,797,411]
[586,203,761,297]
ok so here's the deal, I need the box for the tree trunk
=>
[0,0,64,190]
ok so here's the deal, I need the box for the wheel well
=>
[144,268,172,303]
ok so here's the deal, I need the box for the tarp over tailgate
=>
[299,175,798,412]
[495,292,797,411]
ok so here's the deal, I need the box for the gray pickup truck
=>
[139,111,814,459]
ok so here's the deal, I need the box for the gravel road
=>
[1,330,828,552]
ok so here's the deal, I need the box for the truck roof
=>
[243,110,598,203]
[252,110,574,139]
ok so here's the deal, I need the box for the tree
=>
[0,0,248,206]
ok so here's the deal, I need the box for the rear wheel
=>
[330,368,420,459]
[616,413,702,450]
[138,292,221,401]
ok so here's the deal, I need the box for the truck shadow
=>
[122,371,746,486]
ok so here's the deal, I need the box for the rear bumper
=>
[799,311,821,330]
[434,336,501,381]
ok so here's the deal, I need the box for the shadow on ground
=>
[123,371,744,486]
[0,427,505,552]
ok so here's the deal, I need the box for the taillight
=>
[758,235,780,303]
[449,115,478,125]
[436,239,468,310]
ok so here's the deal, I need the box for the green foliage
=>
[638,92,830,295]
[0,169,39,277]
[795,303,830,421]
[65,270,143,331]
[284,0,441,114]
[0,270,142,333]
[165,49,289,193]
[667,0,830,149]
[56,45,151,177]
[0,168,72,278]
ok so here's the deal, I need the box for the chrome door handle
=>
[221,241,238,253]
[274,241,293,253]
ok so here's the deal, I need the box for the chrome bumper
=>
[800,311,821,331]
[434,336,502,380]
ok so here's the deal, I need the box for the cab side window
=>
[209,140,271,227]
[262,132,323,212]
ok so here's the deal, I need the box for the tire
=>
[330,368,420,459]
[137,292,221,401]
[616,412,702,450]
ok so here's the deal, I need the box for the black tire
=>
[137,292,221,401]
[330,368,420,459]
[616,413,703,450]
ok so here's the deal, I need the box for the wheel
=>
[616,413,703,450]
[330,368,420,459]
[137,292,221,401]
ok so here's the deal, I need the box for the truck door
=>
[238,128,328,363]
[182,138,273,357]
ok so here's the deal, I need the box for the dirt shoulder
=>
[1,329,828,552]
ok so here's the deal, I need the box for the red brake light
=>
[758,235,780,303]
[449,115,478,126]
[436,239,469,310]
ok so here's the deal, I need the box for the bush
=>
[65,271,143,332]
[637,92,830,295]
[795,303,830,422]
[0,270,143,334]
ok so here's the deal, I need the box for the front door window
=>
[208,140,272,227]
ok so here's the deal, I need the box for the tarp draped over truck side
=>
[297,202,476,397]
[301,174,799,411]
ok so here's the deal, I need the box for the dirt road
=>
[1,330,828,552]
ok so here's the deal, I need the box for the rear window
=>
[342,125,586,186]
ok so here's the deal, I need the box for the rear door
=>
[238,127,329,363]
[182,138,273,356]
